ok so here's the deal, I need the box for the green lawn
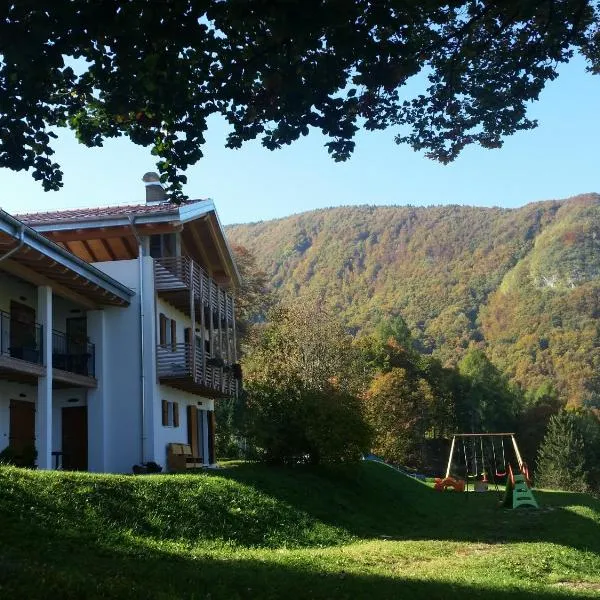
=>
[1,461,599,599]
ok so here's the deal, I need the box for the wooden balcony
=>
[154,256,234,322]
[156,343,239,398]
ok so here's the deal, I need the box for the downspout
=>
[0,225,25,263]
[128,216,146,464]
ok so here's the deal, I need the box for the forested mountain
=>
[226,194,600,406]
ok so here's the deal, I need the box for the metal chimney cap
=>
[142,172,161,183]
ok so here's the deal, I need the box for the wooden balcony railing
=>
[156,343,238,397]
[154,256,234,322]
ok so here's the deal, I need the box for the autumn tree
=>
[245,300,364,394]
[240,299,371,464]
[364,368,434,465]
[2,2,599,197]
[230,243,273,348]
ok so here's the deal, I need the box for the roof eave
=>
[0,210,134,304]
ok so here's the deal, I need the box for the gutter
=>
[128,216,147,465]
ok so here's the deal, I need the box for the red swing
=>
[492,436,507,478]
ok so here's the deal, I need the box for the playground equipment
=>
[433,476,465,492]
[503,463,538,509]
[443,432,538,509]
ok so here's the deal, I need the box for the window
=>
[159,313,177,350]
[150,233,177,258]
[161,400,180,427]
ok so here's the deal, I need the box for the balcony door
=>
[9,301,36,361]
[66,317,89,375]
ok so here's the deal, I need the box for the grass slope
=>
[1,461,600,599]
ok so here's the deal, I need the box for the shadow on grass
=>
[0,516,590,600]
[207,461,600,552]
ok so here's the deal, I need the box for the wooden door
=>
[66,317,88,375]
[187,405,199,457]
[197,410,205,463]
[62,406,88,471]
[9,399,35,465]
[207,411,216,464]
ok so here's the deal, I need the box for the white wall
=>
[156,297,210,349]
[0,272,37,315]
[92,258,158,473]
[152,384,213,467]
[91,259,143,472]
[52,295,85,335]
[86,257,221,473]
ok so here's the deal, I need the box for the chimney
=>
[142,172,168,203]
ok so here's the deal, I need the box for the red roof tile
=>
[16,200,202,226]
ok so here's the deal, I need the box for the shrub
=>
[243,382,372,465]
[0,446,17,465]
[0,445,37,468]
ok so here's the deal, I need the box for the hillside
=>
[2,463,600,598]
[226,194,600,405]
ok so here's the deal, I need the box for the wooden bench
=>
[166,443,203,472]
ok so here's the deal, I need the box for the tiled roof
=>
[16,200,201,226]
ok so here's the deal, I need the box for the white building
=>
[0,175,240,473]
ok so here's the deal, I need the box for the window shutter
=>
[173,402,179,427]
[159,314,167,347]
[171,319,177,351]
[162,399,168,426]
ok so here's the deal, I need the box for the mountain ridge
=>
[226,193,600,228]
[226,193,600,404]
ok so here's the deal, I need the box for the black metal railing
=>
[52,330,95,377]
[0,309,43,364]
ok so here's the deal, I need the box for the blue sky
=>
[0,56,598,226]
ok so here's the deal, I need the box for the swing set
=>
[434,432,538,509]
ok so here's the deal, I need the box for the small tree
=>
[363,367,434,465]
[536,411,588,492]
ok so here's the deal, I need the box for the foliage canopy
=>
[1,1,599,197]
